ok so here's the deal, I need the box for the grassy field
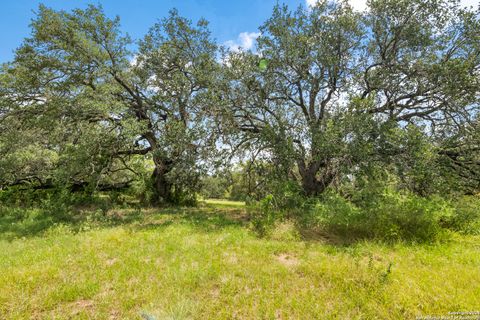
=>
[0,201,479,319]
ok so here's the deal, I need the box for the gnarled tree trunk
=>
[151,156,174,204]
[298,159,337,196]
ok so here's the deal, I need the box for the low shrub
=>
[0,187,53,207]
[248,194,283,237]
[250,187,460,243]
[354,191,452,242]
[443,196,480,235]
[248,182,317,237]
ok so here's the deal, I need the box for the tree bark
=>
[151,156,174,204]
[299,160,336,196]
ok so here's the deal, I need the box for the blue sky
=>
[1,0,477,63]
[0,0,304,63]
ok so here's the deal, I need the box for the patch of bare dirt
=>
[69,299,95,316]
[105,258,118,266]
[275,253,300,267]
[109,309,121,319]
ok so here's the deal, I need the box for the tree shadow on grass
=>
[0,204,250,241]
[133,206,249,233]
[0,204,437,248]
[0,208,58,240]
[298,227,367,247]
[296,224,448,248]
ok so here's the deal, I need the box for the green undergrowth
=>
[248,188,480,244]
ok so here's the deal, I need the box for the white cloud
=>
[225,32,261,52]
[306,0,477,11]
[350,0,368,11]
[305,0,366,11]
[460,0,479,8]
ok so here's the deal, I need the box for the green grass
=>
[203,199,246,208]
[0,202,479,319]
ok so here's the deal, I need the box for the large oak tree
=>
[0,5,218,203]
[220,0,479,196]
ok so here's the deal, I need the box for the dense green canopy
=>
[0,0,479,203]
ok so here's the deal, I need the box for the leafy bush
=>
[304,192,361,235]
[248,195,282,236]
[249,185,459,243]
[248,182,315,236]
[316,190,454,242]
[359,191,452,242]
[0,187,52,207]
[443,196,480,235]
[129,173,197,206]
